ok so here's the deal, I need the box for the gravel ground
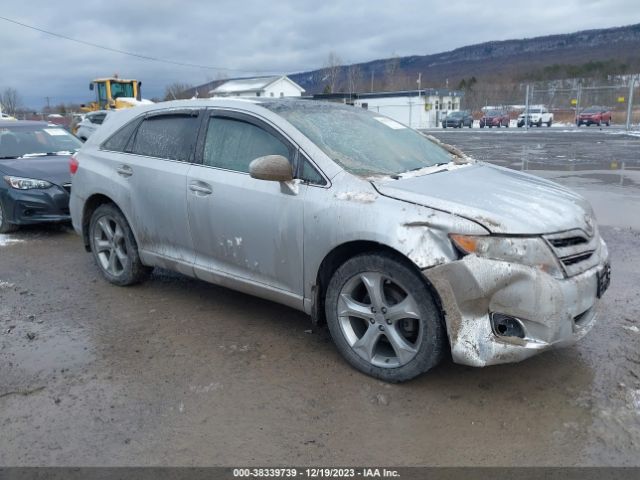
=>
[0,128,638,466]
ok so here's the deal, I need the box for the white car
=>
[518,106,553,127]
[75,110,109,141]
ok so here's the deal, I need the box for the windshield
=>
[527,108,541,113]
[0,124,81,159]
[486,110,501,116]
[110,82,134,99]
[448,112,463,118]
[264,102,454,176]
[582,107,600,113]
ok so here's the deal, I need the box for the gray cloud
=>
[2,0,639,108]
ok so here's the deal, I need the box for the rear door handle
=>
[116,165,133,177]
[189,182,213,195]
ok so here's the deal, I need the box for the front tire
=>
[89,204,150,286]
[0,200,18,234]
[325,252,445,382]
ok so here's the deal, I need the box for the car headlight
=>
[3,176,53,190]
[450,234,564,279]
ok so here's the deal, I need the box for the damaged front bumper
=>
[423,241,610,367]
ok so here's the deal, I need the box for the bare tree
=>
[323,51,343,94]
[384,53,402,90]
[346,63,362,94]
[163,82,195,101]
[0,87,22,116]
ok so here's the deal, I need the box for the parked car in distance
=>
[75,110,109,141]
[577,106,612,127]
[70,99,610,382]
[442,110,473,128]
[0,120,80,233]
[1,113,16,121]
[517,106,553,127]
[480,110,509,128]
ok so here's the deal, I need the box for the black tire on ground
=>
[547,120,552,127]
[606,120,610,127]
[89,203,151,286]
[442,124,447,129]
[325,252,446,382]
[537,120,542,127]
[0,199,18,234]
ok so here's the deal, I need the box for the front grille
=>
[548,236,588,248]
[544,229,601,277]
[561,251,594,266]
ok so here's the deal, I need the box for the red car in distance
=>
[577,106,612,127]
[480,110,510,128]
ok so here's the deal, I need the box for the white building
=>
[209,75,305,98]
[349,89,464,129]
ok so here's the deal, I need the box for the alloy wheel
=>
[337,272,423,368]
[92,214,129,276]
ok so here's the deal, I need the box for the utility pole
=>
[524,84,530,131]
[575,84,582,125]
[626,74,636,131]
[370,70,374,93]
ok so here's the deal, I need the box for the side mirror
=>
[89,83,94,91]
[249,155,293,182]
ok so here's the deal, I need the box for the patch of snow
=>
[189,382,223,393]
[0,281,15,289]
[115,97,154,106]
[334,191,378,203]
[0,235,23,247]
[623,325,639,333]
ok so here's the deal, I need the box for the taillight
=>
[69,154,79,175]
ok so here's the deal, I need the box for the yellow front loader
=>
[82,77,147,112]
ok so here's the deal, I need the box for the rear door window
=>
[130,112,200,162]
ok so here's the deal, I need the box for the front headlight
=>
[450,234,564,279]
[3,176,53,190]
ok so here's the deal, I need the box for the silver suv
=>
[69,99,610,382]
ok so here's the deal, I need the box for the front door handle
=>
[189,182,213,195]
[116,165,133,177]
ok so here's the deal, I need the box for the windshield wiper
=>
[19,151,75,158]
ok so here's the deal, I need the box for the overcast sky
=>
[2,0,639,109]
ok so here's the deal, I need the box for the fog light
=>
[490,313,526,339]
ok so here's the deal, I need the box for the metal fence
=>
[519,75,639,130]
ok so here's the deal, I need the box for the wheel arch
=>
[310,240,445,328]
[81,194,138,253]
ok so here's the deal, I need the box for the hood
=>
[373,163,593,235]
[0,155,72,187]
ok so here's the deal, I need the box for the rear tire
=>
[325,252,445,382]
[89,204,151,286]
[0,200,18,234]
